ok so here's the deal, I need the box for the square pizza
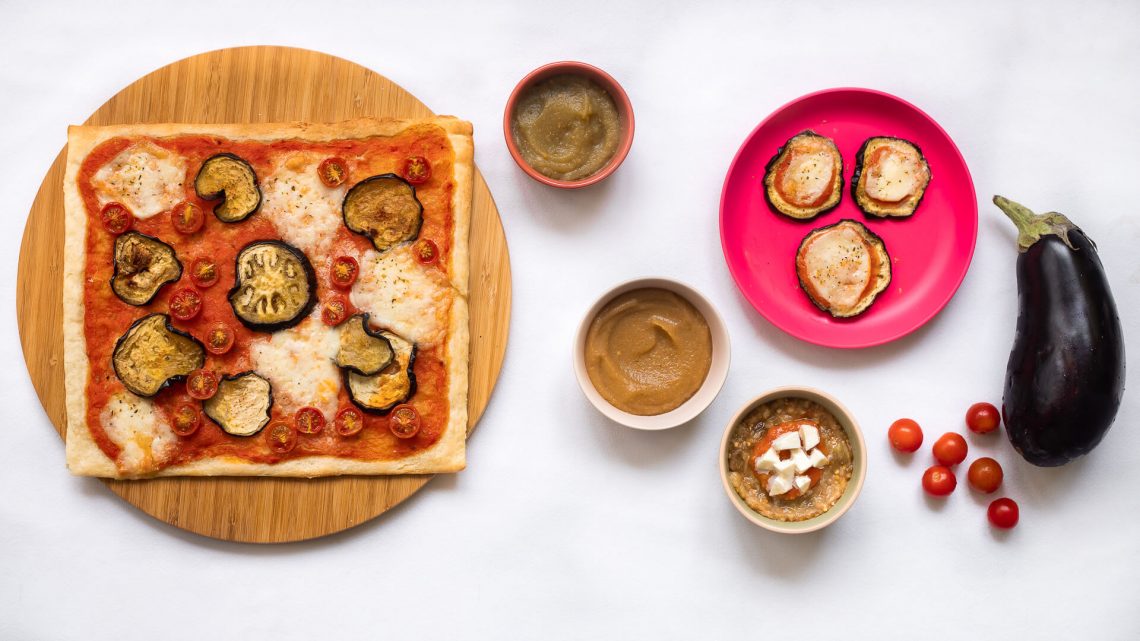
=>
[61,117,472,478]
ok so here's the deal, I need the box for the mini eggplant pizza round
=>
[763,131,844,220]
[795,220,891,318]
[851,137,931,218]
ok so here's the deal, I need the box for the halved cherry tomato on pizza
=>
[266,421,297,454]
[413,239,439,265]
[335,407,365,437]
[389,404,421,439]
[171,402,201,436]
[403,156,431,185]
[330,255,360,289]
[100,202,133,235]
[318,157,348,188]
[204,322,235,355]
[169,287,203,321]
[190,257,220,288]
[322,296,349,326]
[186,369,219,400]
[294,406,326,435]
[171,201,205,234]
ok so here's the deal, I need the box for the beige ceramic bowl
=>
[573,278,730,430]
[719,386,867,533]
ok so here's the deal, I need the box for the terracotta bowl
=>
[573,277,730,430]
[503,61,635,189]
[718,387,867,534]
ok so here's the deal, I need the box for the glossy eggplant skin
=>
[999,198,1125,466]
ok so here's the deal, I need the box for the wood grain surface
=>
[15,46,511,543]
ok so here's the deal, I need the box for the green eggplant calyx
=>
[993,195,1079,253]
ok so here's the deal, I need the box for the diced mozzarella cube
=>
[809,448,829,468]
[767,474,793,496]
[773,457,796,477]
[772,431,802,451]
[799,423,820,451]
[794,475,812,494]
[791,448,812,474]
[754,448,781,472]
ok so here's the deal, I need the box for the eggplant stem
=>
[993,195,1078,252]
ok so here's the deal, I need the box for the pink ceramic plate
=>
[720,88,977,349]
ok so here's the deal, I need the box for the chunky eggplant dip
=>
[726,398,853,522]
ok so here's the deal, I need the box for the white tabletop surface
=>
[2,1,1138,639]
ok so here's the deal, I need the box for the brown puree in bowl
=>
[584,288,712,416]
[726,398,853,522]
[510,74,621,181]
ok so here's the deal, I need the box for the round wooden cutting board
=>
[16,46,511,543]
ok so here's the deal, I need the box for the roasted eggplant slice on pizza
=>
[203,371,274,437]
[112,313,205,397]
[764,131,844,220]
[194,153,262,223]
[795,219,891,318]
[110,231,183,306]
[342,174,423,252]
[851,136,931,218]
[346,330,417,414]
[335,314,395,376]
[228,240,318,332]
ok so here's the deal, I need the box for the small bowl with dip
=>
[574,278,729,430]
[719,387,867,534]
[504,61,635,188]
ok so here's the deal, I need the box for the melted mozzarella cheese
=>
[780,149,836,206]
[92,143,186,218]
[801,225,872,313]
[100,392,176,474]
[260,156,347,257]
[249,314,342,417]
[865,146,921,202]
[350,246,453,348]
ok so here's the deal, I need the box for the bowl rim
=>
[573,277,730,430]
[718,386,867,534]
[502,60,635,189]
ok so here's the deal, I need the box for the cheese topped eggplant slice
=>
[203,371,274,437]
[335,314,395,376]
[795,220,891,318]
[228,240,317,332]
[763,131,844,220]
[111,231,183,306]
[851,137,931,217]
[342,174,423,253]
[195,153,262,223]
[112,313,205,397]
[345,330,417,414]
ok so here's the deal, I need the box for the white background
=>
[2,1,1138,639]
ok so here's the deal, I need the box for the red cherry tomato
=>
[403,156,431,185]
[330,256,359,289]
[966,402,1001,434]
[335,407,365,437]
[171,201,205,234]
[888,418,924,453]
[967,457,1004,493]
[190,257,220,288]
[318,157,348,187]
[413,239,439,264]
[922,465,957,496]
[204,322,235,355]
[322,296,349,326]
[169,287,203,321]
[171,403,201,436]
[100,202,133,235]
[933,432,968,466]
[988,498,1019,529]
[185,369,218,400]
[266,421,297,454]
[294,406,326,435]
[389,404,421,439]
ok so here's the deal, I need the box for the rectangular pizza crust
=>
[63,117,472,478]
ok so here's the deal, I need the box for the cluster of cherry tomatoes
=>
[889,402,1019,529]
